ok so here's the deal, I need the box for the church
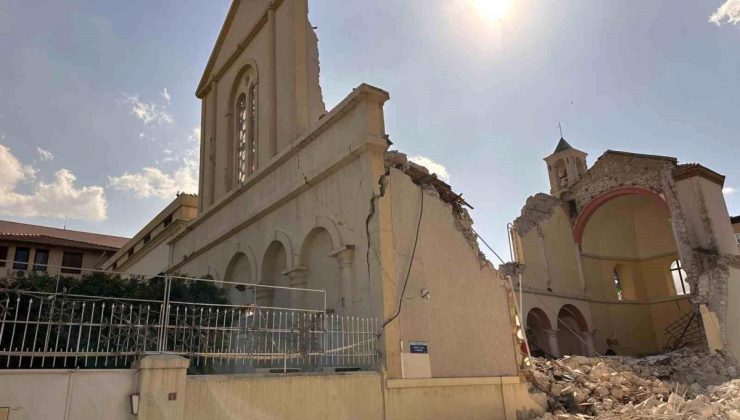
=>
[104,1,540,418]
[510,137,740,360]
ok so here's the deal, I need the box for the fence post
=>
[135,354,189,420]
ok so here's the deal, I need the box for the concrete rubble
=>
[526,347,740,419]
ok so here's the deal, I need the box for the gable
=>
[197,0,271,97]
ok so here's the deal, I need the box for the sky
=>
[0,0,738,263]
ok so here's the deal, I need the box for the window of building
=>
[0,246,7,267]
[61,252,83,274]
[163,214,173,228]
[127,248,135,258]
[236,93,248,184]
[735,232,740,245]
[143,233,151,244]
[613,268,623,301]
[248,84,258,175]
[13,247,30,270]
[33,249,50,272]
[670,259,690,295]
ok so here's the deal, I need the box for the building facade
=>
[108,1,537,418]
[0,219,128,278]
[510,138,740,359]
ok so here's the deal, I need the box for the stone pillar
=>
[135,355,189,420]
[284,266,309,310]
[331,246,355,313]
[581,330,596,356]
[544,329,560,357]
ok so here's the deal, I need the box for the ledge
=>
[386,376,522,389]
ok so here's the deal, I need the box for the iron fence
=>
[0,265,379,373]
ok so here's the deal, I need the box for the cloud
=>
[109,146,198,200]
[723,187,736,196]
[408,155,451,183]
[36,146,54,161]
[0,144,107,221]
[161,88,171,104]
[710,0,740,25]
[123,93,173,125]
[188,127,201,143]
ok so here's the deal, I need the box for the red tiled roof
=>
[0,220,129,250]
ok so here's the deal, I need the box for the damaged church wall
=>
[383,165,519,378]
[169,85,391,321]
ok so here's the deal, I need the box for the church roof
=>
[553,137,573,154]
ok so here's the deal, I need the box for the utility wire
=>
[377,185,424,338]
[471,226,507,265]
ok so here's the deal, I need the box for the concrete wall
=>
[185,372,383,420]
[0,369,136,420]
[387,169,518,378]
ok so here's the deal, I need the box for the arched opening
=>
[554,159,568,188]
[580,192,679,301]
[526,308,552,357]
[576,157,587,177]
[224,252,255,306]
[670,259,690,295]
[261,241,289,308]
[301,228,342,314]
[557,304,588,356]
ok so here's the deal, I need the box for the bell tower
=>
[544,137,588,197]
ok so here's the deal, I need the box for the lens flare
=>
[472,0,514,22]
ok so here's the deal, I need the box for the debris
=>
[527,347,740,419]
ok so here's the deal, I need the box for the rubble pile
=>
[527,348,740,419]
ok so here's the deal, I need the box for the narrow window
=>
[61,252,83,275]
[735,232,740,245]
[13,247,30,270]
[143,233,151,244]
[0,246,7,267]
[33,249,50,272]
[236,93,248,184]
[613,268,623,301]
[248,84,258,174]
[670,260,690,295]
[163,214,173,228]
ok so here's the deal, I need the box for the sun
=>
[472,0,514,22]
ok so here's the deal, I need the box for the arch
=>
[557,304,589,356]
[573,186,669,245]
[526,307,552,330]
[224,250,257,306]
[265,230,294,269]
[300,227,343,313]
[297,216,344,265]
[526,307,554,357]
[260,240,290,308]
[558,304,589,332]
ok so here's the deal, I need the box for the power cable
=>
[377,185,424,338]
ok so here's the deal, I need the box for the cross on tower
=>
[557,122,564,138]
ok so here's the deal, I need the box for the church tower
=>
[544,137,588,197]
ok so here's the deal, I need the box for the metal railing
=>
[0,262,379,373]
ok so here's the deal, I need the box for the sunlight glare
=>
[472,0,514,22]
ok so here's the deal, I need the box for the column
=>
[330,246,355,313]
[284,266,308,310]
[544,329,560,357]
[135,355,189,420]
[581,330,596,357]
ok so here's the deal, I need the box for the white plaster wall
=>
[0,369,136,420]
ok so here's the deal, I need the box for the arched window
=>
[236,93,248,184]
[555,159,568,188]
[670,259,690,295]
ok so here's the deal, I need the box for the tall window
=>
[236,93,248,184]
[33,249,49,272]
[670,259,690,295]
[13,247,30,270]
[248,84,257,175]
[613,268,623,301]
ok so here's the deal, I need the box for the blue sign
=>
[409,341,428,354]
